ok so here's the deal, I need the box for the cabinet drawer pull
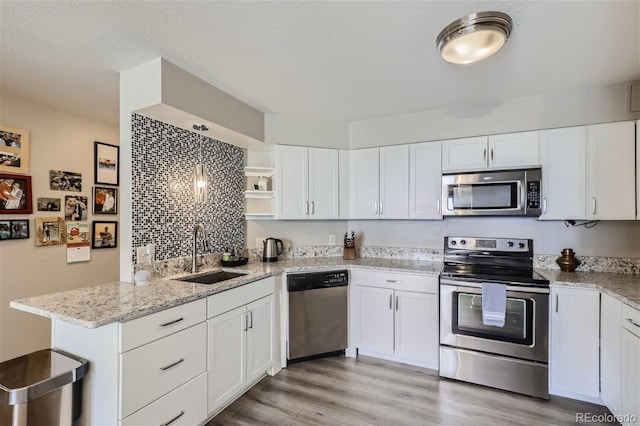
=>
[159,358,184,371]
[389,295,392,310]
[159,317,184,327]
[161,410,185,426]
[248,311,253,329]
[386,279,402,284]
[627,318,640,328]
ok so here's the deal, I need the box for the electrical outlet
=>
[329,235,336,245]
[136,246,147,264]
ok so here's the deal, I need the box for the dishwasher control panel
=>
[287,270,349,292]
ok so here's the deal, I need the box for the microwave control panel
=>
[526,181,541,209]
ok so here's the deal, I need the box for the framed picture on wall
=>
[0,173,32,214]
[94,141,119,186]
[0,125,29,174]
[92,221,117,249]
[35,217,66,246]
[93,186,117,214]
[0,219,29,240]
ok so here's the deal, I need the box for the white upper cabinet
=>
[379,145,409,219]
[350,146,409,219]
[587,121,636,220]
[441,132,539,172]
[441,136,488,171]
[409,141,442,219]
[276,145,339,220]
[539,126,587,220]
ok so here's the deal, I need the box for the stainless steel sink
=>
[176,270,248,285]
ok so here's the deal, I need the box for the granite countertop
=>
[10,257,442,329]
[11,257,639,329]
[538,269,640,311]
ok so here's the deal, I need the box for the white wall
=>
[0,93,120,361]
[349,82,639,148]
[265,114,349,149]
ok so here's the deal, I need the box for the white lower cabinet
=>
[601,293,622,416]
[207,278,275,416]
[121,373,207,426]
[352,269,438,369]
[621,304,640,425]
[549,286,600,403]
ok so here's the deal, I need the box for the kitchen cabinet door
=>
[549,286,600,403]
[246,295,274,385]
[207,306,247,413]
[379,145,409,219]
[600,293,622,416]
[350,148,380,219]
[276,145,309,219]
[587,121,636,220]
[409,141,442,219]
[358,286,394,356]
[394,290,438,369]
[539,126,587,220]
[441,136,488,172]
[621,305,640,426]
[308,147,339,219]
[487,131,539,170]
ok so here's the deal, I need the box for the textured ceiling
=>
[1,1,639,125]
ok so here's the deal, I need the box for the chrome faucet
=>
[192,223,208,273]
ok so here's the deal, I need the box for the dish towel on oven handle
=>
[481,282,507,327]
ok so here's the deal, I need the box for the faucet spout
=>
[192,223,208,273]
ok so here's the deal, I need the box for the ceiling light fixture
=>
[436,11,512,65]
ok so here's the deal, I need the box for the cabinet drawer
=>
[208,277,275,319]
[120,322,207,419]
[623,304,640,338]
[120,298,206,352]
[351,269,438,293]
[121,372,207,426]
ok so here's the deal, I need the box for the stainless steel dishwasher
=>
[287,270,348,363]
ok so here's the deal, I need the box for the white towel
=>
[482,282,507,327]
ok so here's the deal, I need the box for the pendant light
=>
[193,124,209,203]
[436,11,512,65]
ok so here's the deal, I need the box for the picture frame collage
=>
[0,127,120,250]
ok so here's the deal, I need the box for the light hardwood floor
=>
[208,356,613,425]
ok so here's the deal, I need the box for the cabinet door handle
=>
[627,318,640,328]
[395,295,399,311]
[159,358,184,371]
[161,410,185,426]
[592,197,597,215]
[483,148,487,162]
[555,294,559,313]
[248,311,253,329]
[305,201,309,215]
[542,197,547,214]
[310,201,315,215]
[386,279,402,284]
[490,148,494,163]
[159,317,184,327]
[389,294,392,310]
[380,201,384,215]
[374,201,378,215]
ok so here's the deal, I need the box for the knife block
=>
[343,245,356,260]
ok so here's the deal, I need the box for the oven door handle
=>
[440,278,550,294]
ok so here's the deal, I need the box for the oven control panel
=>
[446,237,530,252]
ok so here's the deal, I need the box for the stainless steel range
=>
[439,236,551,399]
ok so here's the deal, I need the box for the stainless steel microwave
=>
[442,168,542,216]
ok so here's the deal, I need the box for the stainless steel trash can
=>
[0,349,88,426]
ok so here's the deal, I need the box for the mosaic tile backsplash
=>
[131,114,244,262]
